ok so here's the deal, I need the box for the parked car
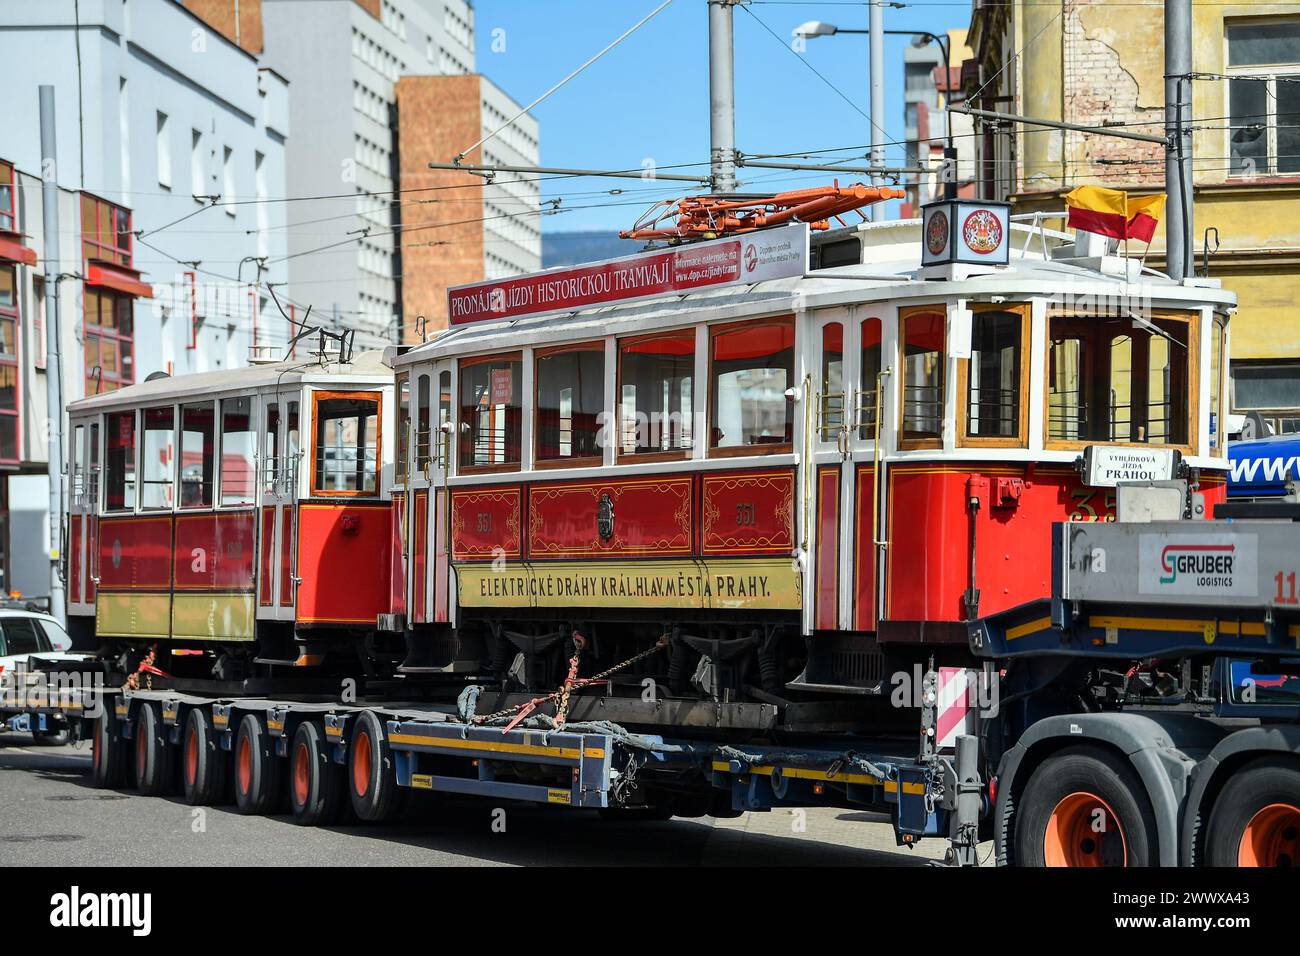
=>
[0,606,84,745]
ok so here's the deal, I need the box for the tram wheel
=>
[289,720,344,826]
[181,707,228,806]
[232,713,284,815]
[1013,746,1157,867]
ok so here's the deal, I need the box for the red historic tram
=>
[64,204,1234,722]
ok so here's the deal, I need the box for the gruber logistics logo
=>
[1159,543,1236,587]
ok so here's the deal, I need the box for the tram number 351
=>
[476,512,492,533]
[1069,489,1117,523]
[736,502,757,526]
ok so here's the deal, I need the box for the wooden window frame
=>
[957,303,1031,449]
[534,340,605,470]
[457,351,522,476]
[707,315,796,459]
[616,329,696,464]
[897,305,947,451]
[309,389,383,497]
[177,399,218,510]
[1042,308,1200,454]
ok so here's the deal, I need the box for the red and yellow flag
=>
[1064,186,1166,243]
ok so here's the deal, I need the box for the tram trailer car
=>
[386,214,1232,733]
[65,350,403,679]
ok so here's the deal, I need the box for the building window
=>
[459,355,522,470]
[180,402,215,508]
[191,129,205,198]
[141,406,174,510]
[32,276,46,370]
[80,193,132,266]
[0,159,14,231]
[105,410,137,512]
[1228,18,1300,176]
[961,306,1027,444]
[859,317,883,440]
[536,344,603,464]
[223,147,236,214]
[84,289,134,395]
[0,265,17,463]
[1047,313,1192,447]
[618,330,694,457]
[899,307,945,445]
[156,112,171,189]
[312,392,380,495]
[220,396,256,506]
[1231,361,1300,435]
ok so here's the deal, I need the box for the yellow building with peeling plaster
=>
[967,1,1300,431]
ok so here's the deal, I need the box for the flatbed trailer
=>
[5,516,1299,867]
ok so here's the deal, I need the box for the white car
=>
[0,607,85,744]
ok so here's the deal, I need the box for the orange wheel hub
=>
[293,742,311,806]
[1238,804,1300,867]
[1043,791,1128,867]
[352,730,372,798]
[92,724,102,773]
[136,723,147,779]
[236,735,252,795]
[185,729,198,786]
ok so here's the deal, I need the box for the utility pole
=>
[869,0,885,183]
[39,86,66,623]
[1165,0,1193,279]
[708,0,738,193]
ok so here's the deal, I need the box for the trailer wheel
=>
[347,711,402,823]
[182,708,228,806]
[233,713,284,815]
[90,715,126,789]
[290,721,344,826]
[1205,757,1300,867]
[1013,746,1157,867]
[134,701,175,796]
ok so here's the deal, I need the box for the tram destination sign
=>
[1081,445,1180,488]
[447,222,810,325]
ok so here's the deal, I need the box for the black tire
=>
[90,714,126,789]
[181,708,228,806]
[707,787,744,819]
[133,701,175,796]
[347,710,402,823]
[1013,746,1159,867]
[232,713,284,815]
[1205,757,1300,867]
[289,721,344,826]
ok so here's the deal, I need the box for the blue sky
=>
[470,0,971,234]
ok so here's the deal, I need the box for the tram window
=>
[179,402,214,508]
[395,375,410,482]
[964,309,1024,441]
[70,424,85,506]
[536,345,603,463]
[219,396,256,506]
[312,393,380,494]
[1210,317,1226,453]
[710,318,795,452]
[900,309,945,444]
[89,421,100,504]
[618,331,694,456]
[140,406,175,510]
[459,356,522,470]
[819,323,844,442]
[415,373,431,472]
[263,402,281,494]
[438,371,452,465]
[1047,315,1191,446]
[105,410,136,511]
[859,318,883,440]
[286,400,299,490]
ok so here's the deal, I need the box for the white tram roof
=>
[390,218,1237,367]
[68,349,391,416]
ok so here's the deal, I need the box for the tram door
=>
[257,391,299,621]
[811,312,856,634]
[408,363,454,625]
[67,418,100,612]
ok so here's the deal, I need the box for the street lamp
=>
[795,20,958,198]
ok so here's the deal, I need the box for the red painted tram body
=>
[64,215,1234,721]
